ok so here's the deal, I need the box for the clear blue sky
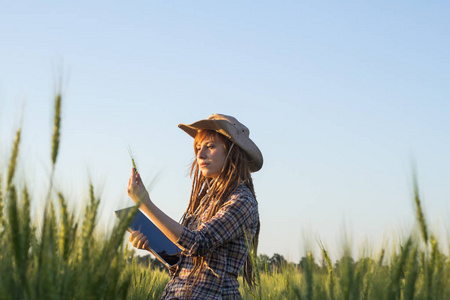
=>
[1,1,449,262]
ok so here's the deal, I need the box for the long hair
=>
[180,129,260,295]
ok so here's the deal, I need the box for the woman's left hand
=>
[129,230,149,250]
[127,168,150,204]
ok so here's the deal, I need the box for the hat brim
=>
[179,120,263,172]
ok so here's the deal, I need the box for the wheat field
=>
[0,92,449,299]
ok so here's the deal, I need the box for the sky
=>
[1,1,449,263]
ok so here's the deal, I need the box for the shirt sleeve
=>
[175,191,257,257]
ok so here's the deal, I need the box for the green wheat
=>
[128,147,139,174]
[6,128,21,189]
[1,84,450,300]
[51,93,62,167]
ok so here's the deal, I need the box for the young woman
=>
[127,114,263,299]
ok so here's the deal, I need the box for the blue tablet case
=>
[115,206,181,268]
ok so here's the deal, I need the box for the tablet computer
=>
[115,206,181,268]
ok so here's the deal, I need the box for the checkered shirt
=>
[160,183,259,300]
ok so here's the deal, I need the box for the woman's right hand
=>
[127,168,151,206]
[129,230,149,250]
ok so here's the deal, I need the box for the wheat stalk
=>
[58,192,70,261]
[319,241,335,300]
[21,186,31,264]
[128,146,139,174]
[413,174,429,246]
[51,93,62,167]
[6,128,21,189]
[387,237,412,300]
[81,183,97,260]
[0,174,3,230]
[403,247,419,300]
[305,251,314,300]
[46,92,63,204]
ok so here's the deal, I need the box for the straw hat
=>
[178,114,263,172]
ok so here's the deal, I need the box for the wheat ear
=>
[6,128,22,189]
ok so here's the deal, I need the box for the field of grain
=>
[0,93,448,299]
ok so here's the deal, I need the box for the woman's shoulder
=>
[229,183,257,206]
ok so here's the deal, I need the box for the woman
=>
[127,114,263,299]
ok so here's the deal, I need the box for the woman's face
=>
[195,134,227,179]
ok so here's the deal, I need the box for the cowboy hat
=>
[178,114,263,172]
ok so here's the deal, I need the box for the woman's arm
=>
[127,168,183,244]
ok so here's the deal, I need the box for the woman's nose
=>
[197,147,206,159]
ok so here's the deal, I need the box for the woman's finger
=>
[138,235,148,249]
[131,234,141,247]
[129,232,135,243]
[129,231,141,244]
[136,173,144,184]
[137,236,144,249]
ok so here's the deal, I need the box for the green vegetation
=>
[1,91,449,299]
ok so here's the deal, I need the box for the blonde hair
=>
[181,129,260,295]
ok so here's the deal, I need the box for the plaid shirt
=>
[161,183,259,300]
